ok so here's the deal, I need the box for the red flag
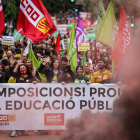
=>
[0,0,5,38]
[55,13,58,24]
[16,0,57,43]
[111,4,131,62]
[53,36,57,44]
[55,32,60,55]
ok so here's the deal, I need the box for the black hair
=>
[1,59,9,66]
[18,64,31,76]
[37,50,43,56]
[51,50,57,56]
[12,50,15,54]
[65,51,68,55]
[45,49,50,56]
[97,58,106,64]
[15,48,21,54]
[0,49,3,54]
[60,57,68,62]
[52,44,55,49]
[76,65,83,73]
[24,41,27,47]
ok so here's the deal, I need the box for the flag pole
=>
[94,40,97,67]
[30,39,32,62]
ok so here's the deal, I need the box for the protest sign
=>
[57,25,67,35]
[62,39,70,50]
[0,83,120,130]
[78,43,90,51]
[85,27,96,34]
[2,36,14,45]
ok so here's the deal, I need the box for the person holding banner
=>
[25,59,41,83]
[60,56,75,83]
[9,60,37,84]
[92,58,114,84]
[74,65,90,84]
[9,60,38,136]
[38,58,65,84]
[84,62,94,83]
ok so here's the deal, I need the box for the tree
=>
[83,0,140,20]
[2,0,20,23]
[2,0,75,24]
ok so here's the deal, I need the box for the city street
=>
[0,131,62,140]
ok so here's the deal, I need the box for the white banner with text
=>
[0,83,120,130]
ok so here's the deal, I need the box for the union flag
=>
[111,3,131,63]
[16,0,57,43]
[0,0,5,38]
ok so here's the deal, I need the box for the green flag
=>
[28,44,47,83]
[53,17,58,38]
[97,0,105,32]
[13,29,23,42]
[95,1,117,47]
[20,36,24,41]
[82,51,86,67]
[86,33,96,39]
[62,50,64,57]
[67,23,77,30]
[68,21,78,72]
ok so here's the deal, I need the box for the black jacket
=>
[3,67,10,83]
[60,66,75,83]
[38,64,65,83]
[0,71,5,83]
[9,67,35,83]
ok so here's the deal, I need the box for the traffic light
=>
[131,23,134,27]
[71,0,74,2]
[75,8,78,12]
[131,17,134,27]
[5,23,7,27]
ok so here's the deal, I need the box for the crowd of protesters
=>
[0,33,122,137]
[0,35,121,86]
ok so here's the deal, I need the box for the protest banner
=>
[0,83,120,130]
[2,36,14,45]
[62,39,70,50]
[85,27,96,34]
[79,12,88,19]
[57,24,67,35]
[78,43,90,51]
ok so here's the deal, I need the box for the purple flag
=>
[76,16,87,64]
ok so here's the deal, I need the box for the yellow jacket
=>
[92,70,113,83]
[8,76,16,83]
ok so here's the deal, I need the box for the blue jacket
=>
[38,64,65,83]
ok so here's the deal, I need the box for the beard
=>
[98,65,105,70]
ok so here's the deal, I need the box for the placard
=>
[2,36,14,45]
[78,43,90,51]
[62,39,70,50]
